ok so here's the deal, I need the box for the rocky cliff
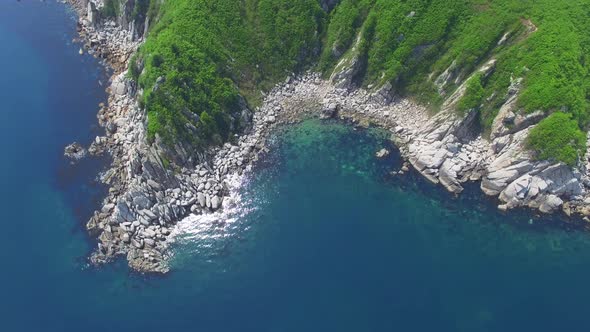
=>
[68,0,590,273]
[330,41,590,218]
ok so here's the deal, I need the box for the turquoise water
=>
[5,2,590,331]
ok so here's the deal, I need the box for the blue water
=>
[5,2,590,332]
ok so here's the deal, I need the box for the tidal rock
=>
[321,103,339,119]
[375,148,390,159]
[64,142,87,161]
[539,195,563,214]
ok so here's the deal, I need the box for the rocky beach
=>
[67,0,590,273]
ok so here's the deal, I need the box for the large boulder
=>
[539,195,564,214]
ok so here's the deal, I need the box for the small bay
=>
[3,2,590,332]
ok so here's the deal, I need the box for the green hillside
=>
[128,0,590,166]
[129,0,324,148]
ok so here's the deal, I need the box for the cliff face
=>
[79,0,151,41]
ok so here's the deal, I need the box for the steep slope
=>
[130,0,326,165]
[323,0,590,167]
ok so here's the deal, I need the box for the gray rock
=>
[64,142,87,161]
[321,103,339,119]
[101,203,115,213]
[139,217,150,226]
[211,196,221,210]
[147,179,162,191]
[439,160,463,194]
[539,195,563,214]
[121,233,130,243]
[131,239,144,249]
[143,229,156,238]
[113,202,135,224]
[140,209,157,221]
[112,80,126,95]
[375,149,390,159]
[197,193,206,207]
[133,196,151,210]
[106,121,117,134]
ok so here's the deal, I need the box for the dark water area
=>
[5,2,590,332]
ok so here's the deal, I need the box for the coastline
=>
[67,0,590,273]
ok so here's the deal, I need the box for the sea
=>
[3,2,590,331]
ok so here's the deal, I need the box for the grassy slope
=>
[321,0,590,165]
[131,0,590,166]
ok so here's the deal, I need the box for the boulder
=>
[131,238,144,249]
[211,196,221,210]
[113,202,134,224]
[375,149,390,159]
[321,103,339,119]
[121,233,130,243]
[539,195,563,214]
[197,193,206,207]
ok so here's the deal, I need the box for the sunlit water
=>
[5,2,590,332]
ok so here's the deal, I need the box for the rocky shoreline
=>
[67,0,590,273]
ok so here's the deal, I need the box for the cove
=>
[171,119,590,331]
[4,2,590,331]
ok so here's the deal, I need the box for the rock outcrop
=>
[64,142,87,161]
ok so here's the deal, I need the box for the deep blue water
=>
[5,2,590,332]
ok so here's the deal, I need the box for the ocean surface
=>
[5,2,590,332]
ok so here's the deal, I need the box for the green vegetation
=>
[125,0,590,165]
[528,112,586,166]
[320,0,590,165]
[457,73,485,113]
[133,0,324,147]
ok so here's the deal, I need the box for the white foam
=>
[170,171,257,245]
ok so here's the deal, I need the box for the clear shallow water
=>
[5,2,590,332]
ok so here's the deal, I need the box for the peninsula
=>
[67,0,590,272]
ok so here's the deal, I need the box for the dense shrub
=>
[528,112,586,166]
[135,0,324,145]
[457,73,485,113]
